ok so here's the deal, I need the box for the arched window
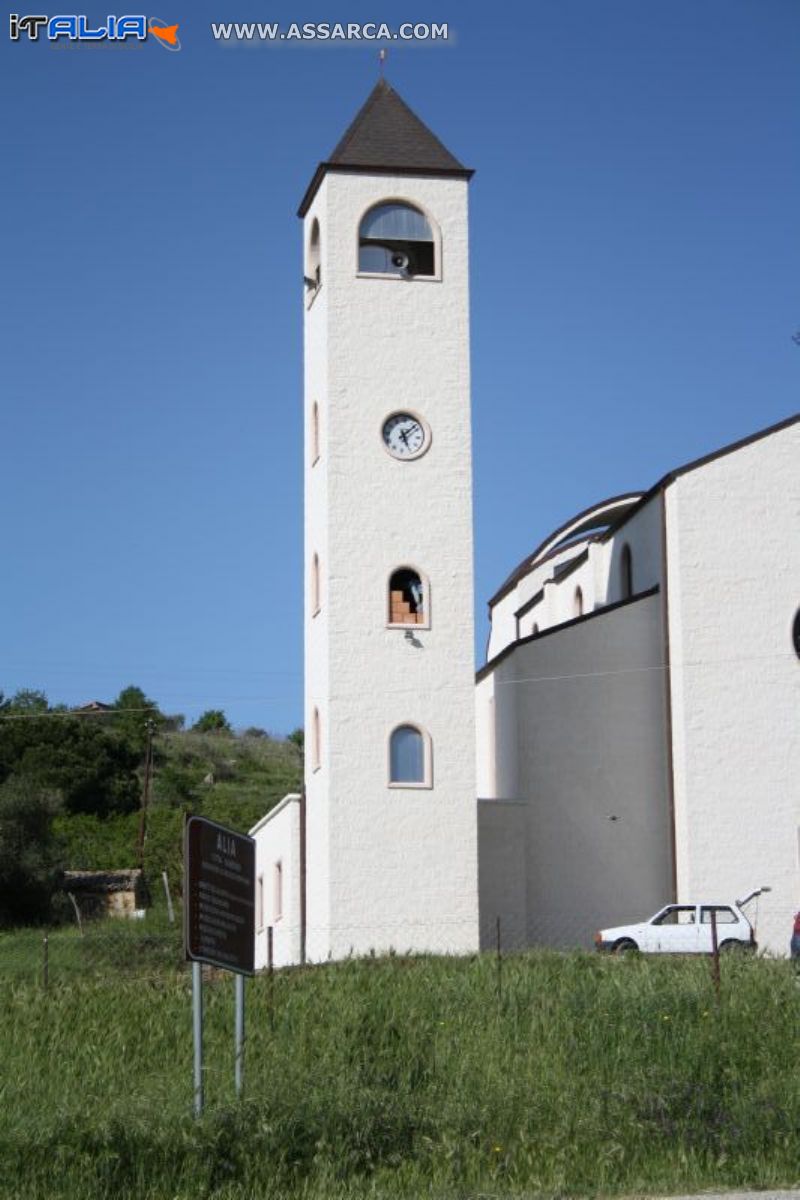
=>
[311,401,320,465]
[389,724,430,786]
[388,567,427,626]
[574,586,584,618]
[311,707,321,771]
[311,553,320,616]
[358,202,435,277]
[306,219,321,292]
[620,543,633,600]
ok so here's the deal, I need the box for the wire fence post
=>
[67,892,83,936]
[496,915,502,1001]
[710,909,721,1005]
[42,935,49,991]
[161,870,175,924]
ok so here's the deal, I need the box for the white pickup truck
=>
[594,888,769,955]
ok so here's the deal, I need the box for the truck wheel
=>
[718,939,747,954]
[613,938,638,955]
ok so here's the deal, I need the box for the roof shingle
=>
[298,79,472,216]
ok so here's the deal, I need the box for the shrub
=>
[192,710,232,735]
[0,716,140,817]
[0,777,63,925]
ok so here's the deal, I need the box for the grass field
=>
[1,921,799,1200]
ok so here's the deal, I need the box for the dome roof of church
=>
[490,493,644,608]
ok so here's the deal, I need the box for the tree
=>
[287,728,304,752]
[111,685,165,754]
[192,710,232,735]
[9,689,50,714]
[0,715,140,818]
[0,777,63,925]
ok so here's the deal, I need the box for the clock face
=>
[382,412,429,460]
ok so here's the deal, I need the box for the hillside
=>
[0,686,303,925]
[0,931,799,1200]
[55,728,303,888]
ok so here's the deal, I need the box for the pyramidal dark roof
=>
[330,78,467,171]
[298,79,473,216]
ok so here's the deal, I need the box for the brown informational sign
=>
[184,816,255,975]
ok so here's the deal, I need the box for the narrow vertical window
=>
[311,707,321,771]
[620,543,633,600]
[312,553,320,616]
[257,874,264,929]
[389,724,430,786]
[273,861,283,923]
[388,567,427,626]
[311,401,320,465]
[306,219,321,291]
[574,586,584,618]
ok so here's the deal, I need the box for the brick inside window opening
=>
[389,569,425,625]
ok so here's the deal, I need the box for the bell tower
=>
[299,79,478,960]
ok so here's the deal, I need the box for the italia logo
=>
[9,14,181,49]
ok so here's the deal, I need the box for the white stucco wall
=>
[477,798,528,949]
[665,420,800,955]
[489,543,587,656]
[302,169,478,960]
[250,794,302,969]
[304,182,332,964]
[475,673,496,799]
[594,496,663,610]
[479,591,674,947]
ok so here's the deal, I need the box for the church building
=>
[477,414,800,958]
[251,80,800,965]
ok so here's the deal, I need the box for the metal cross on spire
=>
[378,47,387,75]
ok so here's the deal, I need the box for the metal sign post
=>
[192,961,204,1116]
[184,816,256,1115]
[235,973,245,1098]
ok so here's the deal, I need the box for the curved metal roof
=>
[489,493,643,607]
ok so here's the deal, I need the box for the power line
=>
[492,650,793,688]
[0,647,791,721]
[0,661,301,677]
[0,707,168,722]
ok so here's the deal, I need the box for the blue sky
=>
[2,1,798,732]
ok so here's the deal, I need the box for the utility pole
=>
[137,718,156,869]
